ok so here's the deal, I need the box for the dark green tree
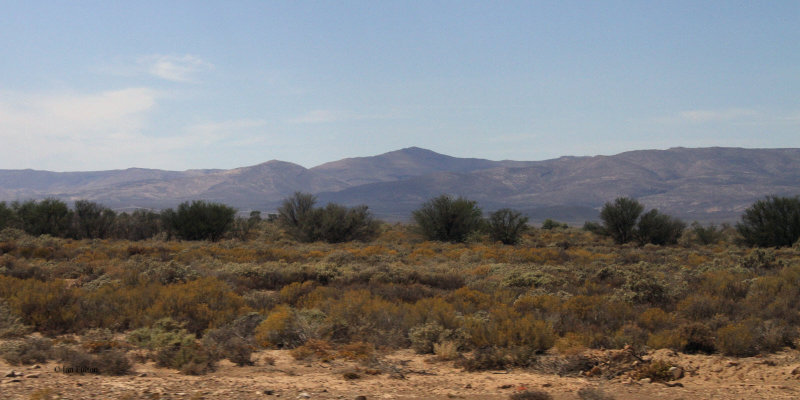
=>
[737,196,800,247]
[412,195,483,243]
[166,201,236,241]
[635,209,686,245]
[13,198,72,237]
[113,209,164,240]
[72,200,116,239]
[487,208,529,245]
[0,202,19,230]
[600,197,644,244]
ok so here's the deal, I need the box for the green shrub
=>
[635,209,685,245]
[487,209,529,244]
[164,200,236,241]
[737,196,800,247]
[600,197,643,244]
[412,195,484,243]
[277,192,379,243]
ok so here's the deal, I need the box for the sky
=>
[0,1,798,172]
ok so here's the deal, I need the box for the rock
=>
[464,384,471,389]
[669,366,684,380]
[355,397,367,400]
[664,382,684,388]
[138,373,147,377]
[791,366,800,375]
[27,374,39,378]
[639,378,652,384]
[32,365,42,369]
[9,378,21,383]
[298,393,311,399]
[264,389,275,395]
[4,370,19,377]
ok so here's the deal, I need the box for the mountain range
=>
[2,147,799,224]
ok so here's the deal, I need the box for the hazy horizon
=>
[1,2,798,171]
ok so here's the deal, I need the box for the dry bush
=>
[0,336,52,365]
[509,390,553,400]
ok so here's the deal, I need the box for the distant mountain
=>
[1,147,799,223]
[311,146,533,186]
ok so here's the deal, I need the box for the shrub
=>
[510,390,553,400]
[577,387,615,400]
[409,322,446,354]
[0,299,30,338]
[716,322,759,357]
[487,209,529,245]
[457,346,508,371]
[541,219,567,230]
[600,197,643,244]
[277,192,380,243]
[0,337,52,365]
[164,200,236,241]
[254,305,305,348]
[689,222,722,245]
[412,195,484,243]
[737,196,800,247]
[202,327,255,366]
[156,340,215,375]
[635,209,685,245]
[633,360,675,382]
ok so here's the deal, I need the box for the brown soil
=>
[3,348,800,400]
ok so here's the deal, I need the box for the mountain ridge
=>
[2,147,799,223]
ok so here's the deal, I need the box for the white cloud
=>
[138,54,213,83]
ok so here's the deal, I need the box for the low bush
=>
[0,336,52,365]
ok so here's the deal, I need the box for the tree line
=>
[1,193,798,248]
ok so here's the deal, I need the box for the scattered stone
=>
[138,373,148,377]
[5,371,19,377]
[264,389,275,395]
[355,396,367,400]
[791,366,800,375]
[27,374,39,378]
[639,378,652,384]
[542,383,552,387]
[464,384,471,389]
[32,365,42,369]
[298,392,311,399]
[664,382,684,388]
[499,384,513,389]
[669,366,684,380]
[727,361,739,367]
[9,379,21,383]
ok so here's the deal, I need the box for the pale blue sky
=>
[1,1,798,171]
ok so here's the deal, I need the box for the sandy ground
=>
[2,348,800,400]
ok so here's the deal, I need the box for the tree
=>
[13,198,72,237]
[634,209,685,245]
[166,201,236,241]
[412,195,483,243]
[72,200,116,239]
[737,196,800,247]
[487,208,529,245]
[600,197,644,244]
[0,202,19,230]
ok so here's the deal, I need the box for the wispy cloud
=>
[288,109,397,124]
[139,54,214,82]
[185,119,269,146]
[677,108,759,123]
